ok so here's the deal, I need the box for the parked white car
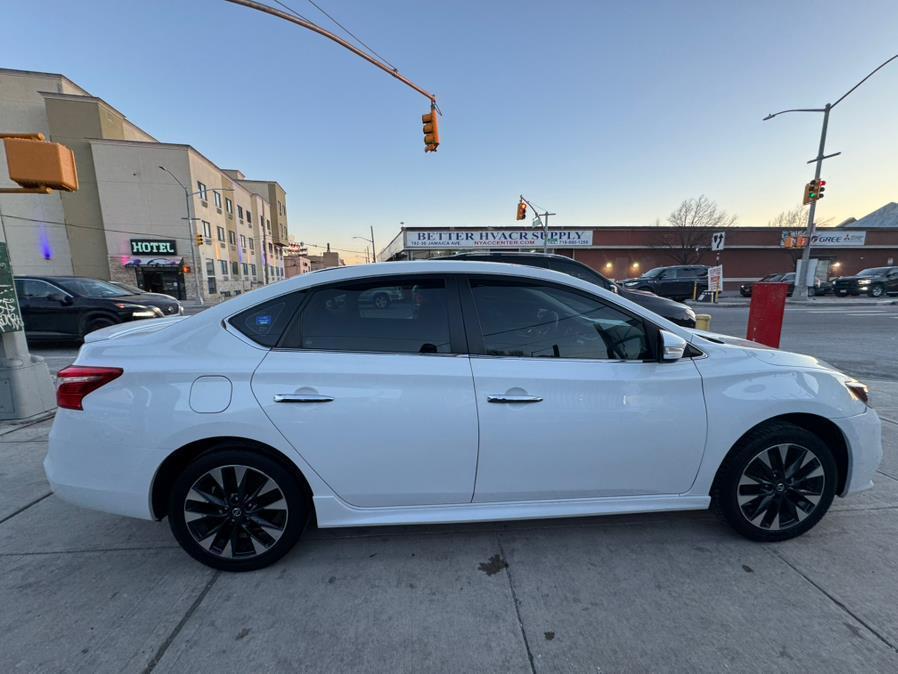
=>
[45,261,882,571]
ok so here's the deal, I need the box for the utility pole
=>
[370,225,377,263]
[763,53,898,300]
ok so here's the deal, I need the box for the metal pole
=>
[795,103,830,301]
[370,225,377,263]
[185,190,204,305]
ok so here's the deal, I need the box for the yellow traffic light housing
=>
[516,199,527,221]
[195,234,205,247]
[422,106,440,152]
[802,181,813,205]
[1,133,78,193]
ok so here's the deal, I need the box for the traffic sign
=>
[711,231,726,252]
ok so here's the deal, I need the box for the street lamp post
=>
[158,166,234,305]
[763,53,898,301]
[353,226,377,263]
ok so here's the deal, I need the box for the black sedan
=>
[436,252,697,327]
[739,273,784,297]
[14,276,182,341]
[740,272,831,298]
[833,266,898,298]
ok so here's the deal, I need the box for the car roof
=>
[15,275,95,281]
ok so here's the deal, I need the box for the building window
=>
[225,198,233,215]
[278,200,282,215]
[240,234,246,248]
[202,221,212,238]
[228,231,237,245]
[248,237,254,251]
[207,277,217,294]
[266,219,271,233]
[243,262,249,275]
[232,261,239,276]
[206,259,215,276]
[217,226,226,242]
[220,260,229,276]
[197,182,208,202]
[213,191,222,208]
[268,242,273,254]
[251,264,257,275]
[237,205,243,220]
[260,214,264,227]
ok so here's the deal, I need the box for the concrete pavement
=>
[1,404,897,671]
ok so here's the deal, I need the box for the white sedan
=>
[45,261,882,571]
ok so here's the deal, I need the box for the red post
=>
[746,282,789,348]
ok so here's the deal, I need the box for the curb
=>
[688,299,898,308]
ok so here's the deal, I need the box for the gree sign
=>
[405,229,593,249]
[130,239,177,255]
[780,231,866,247]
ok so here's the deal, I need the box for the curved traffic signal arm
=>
[1,133,79,194]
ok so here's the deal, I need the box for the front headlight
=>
[857,279,872,285]
[845,380,870,406]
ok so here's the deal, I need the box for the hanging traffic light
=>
[803,180,814,205]
[816,179,826,200]
[195,234,204,246]
[516,199,527,221]
[422,105,440,152]
[2,134,79,193]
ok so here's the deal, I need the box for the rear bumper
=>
[835,408,882,496]
[44,410,157,520]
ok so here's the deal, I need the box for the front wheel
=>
[835,290,847,297]
[714,422,836,542]
[168,449,309,571]
[869,284,885,298]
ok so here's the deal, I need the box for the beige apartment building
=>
[0,68,288,302]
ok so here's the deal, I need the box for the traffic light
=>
[803,179,826,204]
[802,181,813,205]
[422,106,440,152]
[816,179,826,200]
[195,234,204,247]
[516,199,527,221]
[2,134,78,193]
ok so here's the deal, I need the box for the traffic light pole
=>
[794,104,830,301]
[519,196,557,253]
[183,189,204,305]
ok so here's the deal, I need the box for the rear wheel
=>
[714,422,836,542]
[168,449,309,571]
[83,316,115,336]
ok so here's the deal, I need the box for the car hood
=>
[834,275,873,282]
[690,329,838,371]
[84,315,187,343]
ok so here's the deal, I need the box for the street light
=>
[353,226,377,263]
[763,53,898,301]
[158,165,234,305]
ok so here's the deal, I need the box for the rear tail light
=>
[56,366,123,410]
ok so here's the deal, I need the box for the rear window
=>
[229,292,304,347]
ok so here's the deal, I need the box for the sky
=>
[4,0,898,264]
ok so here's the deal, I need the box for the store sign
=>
[130,239,177,255]
[405,229,593,249]
[780,231,866,247]
[707,265,724,292]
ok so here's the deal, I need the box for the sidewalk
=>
[689,296,898,308]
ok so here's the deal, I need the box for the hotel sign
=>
[130,239,177,255]
[405,229,593,249]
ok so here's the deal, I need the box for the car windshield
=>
[641,267,664,278]
[858,267,890,276]
[55,278,131,298]
[761,274,781,282]
[114,282,145,294]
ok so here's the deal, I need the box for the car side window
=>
[284,278,452,354]
[658,269,677,280]
[469,280,651,360]
[18,280,58,299]
[229,292,305,347]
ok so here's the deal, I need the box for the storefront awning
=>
[122,256,184,268]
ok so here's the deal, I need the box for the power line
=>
[272,0,399,72]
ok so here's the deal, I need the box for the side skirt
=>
[313,494,711,528]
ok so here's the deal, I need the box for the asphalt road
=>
[698,302,898,380]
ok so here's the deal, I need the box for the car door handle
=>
[273,393,334,403]
[487,394,543,403]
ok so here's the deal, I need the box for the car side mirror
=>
[659,329,687,362]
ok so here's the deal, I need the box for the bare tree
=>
[657,195,737,264]
[767,205,832,229]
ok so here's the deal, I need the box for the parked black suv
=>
[832,266,898,298]
[621,265,709,301]
[14,276,182,341]
[436,252,697,327]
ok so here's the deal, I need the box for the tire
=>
[808,286,816,297]
[168,448,309,571]
[713,422,836,542]
[372,292,390,310]
[82,316,115,338]
[835,290,847,297]
[869,284,885,298]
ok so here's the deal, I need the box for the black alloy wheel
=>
[869,284,885,298]
[714,422,836,542]
[169,449,308,571]
[373,292,391,310]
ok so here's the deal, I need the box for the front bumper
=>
[834,408,883,496]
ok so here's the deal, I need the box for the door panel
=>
[471,357,707,501]
[252,351,478,507]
